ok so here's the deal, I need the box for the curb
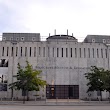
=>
[0,102,110,106]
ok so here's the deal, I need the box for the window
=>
[105,49,107,58]
[16,47,18,56]
[92,39,95,43]
[107,39,110,44]
[66,48,68,57]
[75,48,77,58]
[39,47,41,56]
[16,37,19,41]
[62,48,63,57]
[88,48,90,58]
[32,37,35,41]
[48,47,50,57]
[46,85,79,99]
[71,48,72,57]
[97,49,99,58]
[43,47,45,57]
[53,48,54,57]
[21,37,24,41]
[34,47,36,57]
[21,47,22,56]
[11,47,13,56]
[92,48,94,58]
[10,37,13,40]
[2,47,4,56]
[79,48,81,58]
[30,47,31,57]
[3,37,6,41]
[0,59,8,67]
[25,47,27,57]
[57,48,59,57]
[103,39,106,43]
[101,49,103,58]
[7,47,9,56]
[84,48,86,58]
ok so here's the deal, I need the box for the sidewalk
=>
[0,99,110,106]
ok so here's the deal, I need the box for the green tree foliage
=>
[9,61,46,102]
[85,66,105,100]
[85,66,110,102]
[85,66,105,92]
[103,70,110,101]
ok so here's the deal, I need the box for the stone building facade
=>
[0,33,110,100]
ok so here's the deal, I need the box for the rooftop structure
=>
[2,33,40,42]
[47,34,77,42]
[84,35,110,44]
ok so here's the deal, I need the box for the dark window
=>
[84,48,86,58]
[71,48,72,57]
[34,47,36,57]
[57,48,59,57]
[97,49,99,58]
[79,48,81,58]
[30,47,31,57]
[21,47,22,56]
[16,47,18,56]
[25,47,27,57]
[88,48,90,58]
[101,49,103,58]
[93,48,94,58]
[53,48,54,57]
[2,47,4,56]
[75,48,77,58]
[7,47,9,56]
[105,49,107,58]
[0,84,7,91]
[69,87,73,97]
[66,48,68,57]
[62,48,63,57]
[0,59,8,67]
[46,85,79,99]
[11,47,13,56]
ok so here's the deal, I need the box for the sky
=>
[0,0,110,41]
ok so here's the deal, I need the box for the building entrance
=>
[46,85,79,99]
[49,86,56,99]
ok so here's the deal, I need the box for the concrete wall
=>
[0,40,109,99]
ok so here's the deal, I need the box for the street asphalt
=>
[0,105,110,110]
[0,99,110,106]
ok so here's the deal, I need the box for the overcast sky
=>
[0,0,110,41]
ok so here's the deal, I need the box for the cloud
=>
[0,0,110,41]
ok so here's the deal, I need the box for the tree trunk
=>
[23,95,25,104]
[100,91,102,101]
[11,88,13,98]
[109,91,110,103]
[22,89,26,104]
[27,91,29,101]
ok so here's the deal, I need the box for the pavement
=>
[0,99,110,106]
[1,105,110,110]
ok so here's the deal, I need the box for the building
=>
[0,32,110,100]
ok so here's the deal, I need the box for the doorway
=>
[69,87,73,98]
[46,85,79,99]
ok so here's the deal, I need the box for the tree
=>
[103,70,110,102]
[9,61,47,103]
[85,66,105,100]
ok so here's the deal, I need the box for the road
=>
[0,105,110,110]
